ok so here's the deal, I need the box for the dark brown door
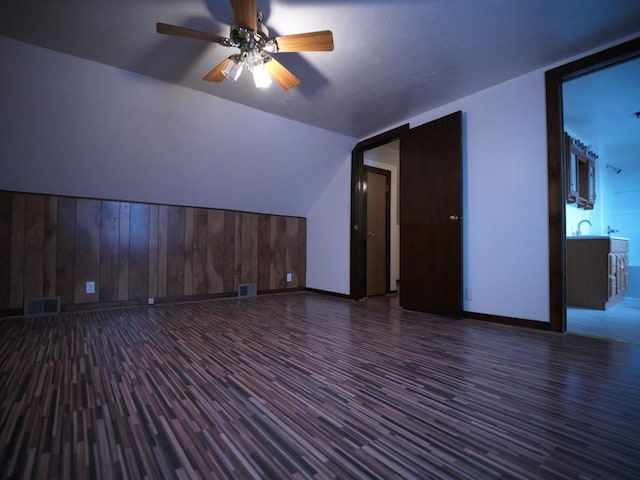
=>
[365,167,390,296]
[400,111,463,317]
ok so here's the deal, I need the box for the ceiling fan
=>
[156,0,334,90]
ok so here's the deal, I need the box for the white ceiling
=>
[1,0,639,138]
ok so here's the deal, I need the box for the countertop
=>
[567,235,629,241]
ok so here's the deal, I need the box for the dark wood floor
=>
[1,293,639,479]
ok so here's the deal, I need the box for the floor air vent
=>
[24,297,61,316]
[237,284,257,298]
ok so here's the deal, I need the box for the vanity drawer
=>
[610,238,629,253]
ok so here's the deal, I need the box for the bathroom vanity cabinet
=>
[567,237,629,310]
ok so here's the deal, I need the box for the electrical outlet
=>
[86,281,95,294]
[464,288,472,301]
[148,297,155,305]
[286,272,292,283]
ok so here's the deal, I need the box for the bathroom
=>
[563,57,640,341]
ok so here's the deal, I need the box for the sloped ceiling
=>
[1,0,640,138]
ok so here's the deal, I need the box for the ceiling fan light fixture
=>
[222,55,244,81]
[251,62,272,88]
[245,49,272,88]
[156,0,333,90]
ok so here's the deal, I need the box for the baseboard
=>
[305,288,352,299]
[464,311,550,330]
[258,287,307,295]
[57,289,304,314]
[0,308,24,318]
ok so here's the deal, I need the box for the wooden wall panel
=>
[9,194,26,308]
[233,213,242,287]
[99,201,120,302]
[0,192,12,306]
[286,217,299,288]
[298,218,307,287]
[223,211,236,292]
[240,213,254,284]
[184,207,194,296]
[23,195,46,299]
[257,215,271,291]
[192,208,208,295]
[207,210,224,294]
[56,197,76,305]
[0,190,306,313]
[43,197,57,297]
[74,199,101,304]
[157,206,168,298]
[118,203,130,301]
[271,217,287,290]
[166,206,185,297]
[129,203,150,301]
[148,205,159,299]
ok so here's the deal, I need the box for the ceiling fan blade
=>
[229,0,257,31]
[265,57,301,90]
[203,58,232,82]
[157,23,224,44]
[275,30,334,52]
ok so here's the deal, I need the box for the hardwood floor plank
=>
[1,293,639,479]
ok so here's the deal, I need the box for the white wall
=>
[410,73,550,322]
[609,160,640,265]
[0,36,356,218]
[306,158,352,294]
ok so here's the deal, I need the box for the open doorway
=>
[562,57,640,343]
[364,142,399,296]
[350,125,408,301]
[351,113,463,317]
[545,36,640,337]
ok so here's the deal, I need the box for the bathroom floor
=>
[568,296,640,344]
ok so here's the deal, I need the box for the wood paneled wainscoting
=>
[0,191,306,316]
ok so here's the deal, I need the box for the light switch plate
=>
[86,281,95,294]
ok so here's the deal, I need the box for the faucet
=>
[576,219,591,236]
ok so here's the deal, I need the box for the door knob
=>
[367,232,376,238]
[448,215,460,222]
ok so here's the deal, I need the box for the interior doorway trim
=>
[546,36,640,332]
[350,124,409,300]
